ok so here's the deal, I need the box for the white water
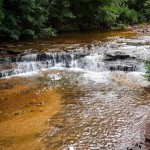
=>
[1,36,150,78]
[44,68,150,150]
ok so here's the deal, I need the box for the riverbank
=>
[128,23,150,35]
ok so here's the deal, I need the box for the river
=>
[0,30,150,150]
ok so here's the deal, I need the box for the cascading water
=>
[0,36,150,78]
[0,35,150,150]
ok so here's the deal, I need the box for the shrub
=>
[118,6,138,25]
[145,62,150,81]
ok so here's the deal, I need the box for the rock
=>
[135,143,142,148]
[41,102,45,106]
[47,119,51,123]
[54,124,63,128]
[0,69,14,78]
[145,137,150,143]
[105,51,135,61]
[40,108,43,112]
[109,65,135,71]
[5,49,21,55]
[12,110,23,116]
[129,23,150,35]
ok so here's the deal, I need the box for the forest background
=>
[0,0,150,40]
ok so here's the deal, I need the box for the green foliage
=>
[0,0,49,40]
[118,7,138,25]
[0,0,4,24]
[145,62,150,81]
[41,27,56,37]
[48,0,75,31]
[97,4,118,28]
[126,0,149,22]
[144,0,150,21]
[0,0,149,40]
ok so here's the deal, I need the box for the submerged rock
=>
[12,110,24,116]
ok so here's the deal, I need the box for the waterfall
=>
[0,36,150,78]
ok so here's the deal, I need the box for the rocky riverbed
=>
[129,23,150,36]
[0,30,150,150]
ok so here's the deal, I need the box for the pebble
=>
[12,110,23,116]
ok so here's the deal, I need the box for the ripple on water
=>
[43,70,150,150]
[1,35,150,150]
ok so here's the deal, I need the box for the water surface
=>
[0,30,150,150]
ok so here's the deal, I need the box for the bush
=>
[118,6,138,25]
[97,4,118,28]
[0,0,149,40]
[41,27,56,37]
[144,1,150,21]
[145,62,150,81]
[0,0,49,40]
[0,0,4,24]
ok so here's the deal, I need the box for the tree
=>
[0,0,51,40]
[0,0,149,40]
[0,0,4,24]
[144,0,150,21]
[48,0,75,32]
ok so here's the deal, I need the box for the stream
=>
[0,31,150,150]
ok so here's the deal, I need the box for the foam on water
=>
[82,71,110,83]
[1,36,150,78]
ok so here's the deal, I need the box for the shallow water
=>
[0,31,150,150]
[40,70,150,150]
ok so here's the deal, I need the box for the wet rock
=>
[36,101,45,106]
[0,58,10,65]
[0,49,22,56]
[0,69,14,78]
[135,143,142,149]
[129,23,150,35]
[54,124,63,128]
[40,108,43,112]
[12,110,24,116]
[109,65,136,71]
[0,45,10,48]
[105,51,135,61]
[47,119,51,123]
[6,49,21,55]
[143,86,150,92]
[127,143,143,150]
[0,64,14,70]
